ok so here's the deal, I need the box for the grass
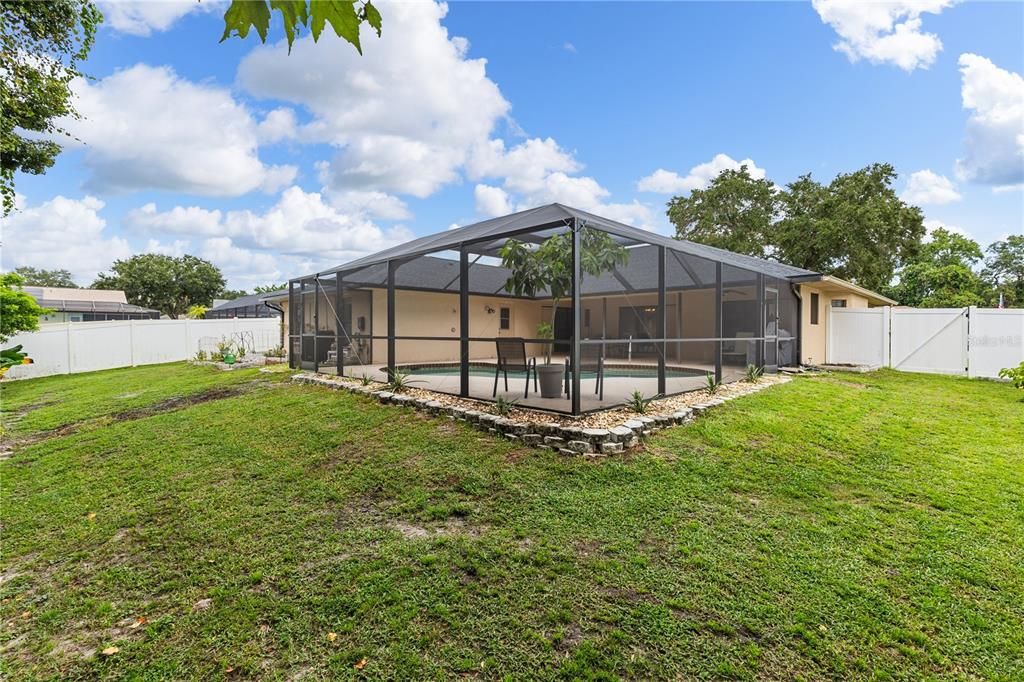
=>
[1,365,1021,680]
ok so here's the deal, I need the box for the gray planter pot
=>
[537,363,563,398]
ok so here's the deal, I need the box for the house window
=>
[831,299,848,308]
[584,308,591,327]
[499,307,510,330]
[810,293,820,325]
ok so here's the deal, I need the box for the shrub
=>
[744,364,763,383]
[625,390,657,415]
[194,349,208,362]
[264,345,286,358]
[386,370,421,393]
[494,395,519,417]
[359,373,374,386]
[215,337,233,360]
[704,372,722,395]
[998,361,1024,391]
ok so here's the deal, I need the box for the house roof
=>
[302,203,819,283]
[790,274,897,306]
[210,290,287,311]
[24,286,160,315]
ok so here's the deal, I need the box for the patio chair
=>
[493,337,538,398]
[564,343,606,401]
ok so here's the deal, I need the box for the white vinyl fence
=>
[827,306,1023,379]
[4,318,282,380]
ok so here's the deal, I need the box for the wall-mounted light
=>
[485,305,496,314]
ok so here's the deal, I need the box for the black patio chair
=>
[564,343,606,401]
[493,337,538,398]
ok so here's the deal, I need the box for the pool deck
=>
[313,356,726,413]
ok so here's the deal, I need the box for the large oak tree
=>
[92,254,225,319]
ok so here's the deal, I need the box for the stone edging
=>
[291,373,787,457]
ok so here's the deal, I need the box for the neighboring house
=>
[28,286,160,323]
[205,291,285,319]
[264,204,895,415]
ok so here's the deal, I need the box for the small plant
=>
[236,345,247,359]
[744,364,763,383]
[265,345,286,358]
[359,373,373,386]
[704,372,722,395]
[194,349,208,362]
[215,337,233,360]
[386,369,421,393]
[998,361,1024,394]
[625,389,657,415]
[494,395,519,417]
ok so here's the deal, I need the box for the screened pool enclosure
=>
[288,204,808,415]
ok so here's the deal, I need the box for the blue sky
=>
[4,0,1023,290]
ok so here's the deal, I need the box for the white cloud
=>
[923,218,972,240]
[474,184,512,218]
[237,0,509,198]
[97,0,220,36]
[812,0,954,71]
[901,169,962,205]
[1,195,132,284]
[64,64,296,196]
[324,190,412,221]
[563,42,577,54]
[125,202,224,236]
[123,183,415,286]
[469,137,655,227]
[637,154,767,194]
[257,108,299,144]
[955,54,1024,188]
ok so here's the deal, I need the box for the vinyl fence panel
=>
[5,318,281,380]
[827,307,889,367]
[968,307,1024,379]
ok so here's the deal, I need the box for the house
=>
[264,204,894,415]
[28,286,160,323]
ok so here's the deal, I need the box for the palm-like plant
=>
[704,372,722,395]
[625,389,658,414]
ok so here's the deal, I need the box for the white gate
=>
[827,306,1022,379]
[890,308,969,375]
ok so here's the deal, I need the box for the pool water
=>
[393,363,704,379]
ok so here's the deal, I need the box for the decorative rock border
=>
[291,373,786,456]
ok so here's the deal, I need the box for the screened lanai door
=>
[763,285,779,373]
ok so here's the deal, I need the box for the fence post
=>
[883,306,892,368]
[65,322,73,375]
[967,306,976,378]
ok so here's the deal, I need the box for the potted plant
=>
[500,227,628,398]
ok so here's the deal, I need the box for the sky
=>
[3,0,1023,291]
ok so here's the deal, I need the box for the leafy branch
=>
[220,0,382,53]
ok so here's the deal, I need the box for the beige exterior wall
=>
[799,283,870,365]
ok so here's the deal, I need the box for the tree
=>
[1,273,50,342]
[253,283,286,294]
[667,166,779,258]
[218,289,249,301]
[774,164,925,292]
[11,266,78,288]
[186,304,208,319]
[884,228,986,307]
[1,0,102,215]
[500,228,628,365]
[93,254,225,318]
[221,0,381,53]
[982,235,1024,307]
[667,163,926,293]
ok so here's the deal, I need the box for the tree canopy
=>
[11,266,78,288]
[1,0,102,215]
[221,0,381,53]
[668,163,926,293]
[982,235,1024,308]
[884,228,986,308]
[92,254,226,319]
[1,273,50,342]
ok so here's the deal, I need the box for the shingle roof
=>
[31,297,160,314]
[210,290,287,311]
[304,203,818,283]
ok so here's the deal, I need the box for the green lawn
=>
[1,365,1021,680]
